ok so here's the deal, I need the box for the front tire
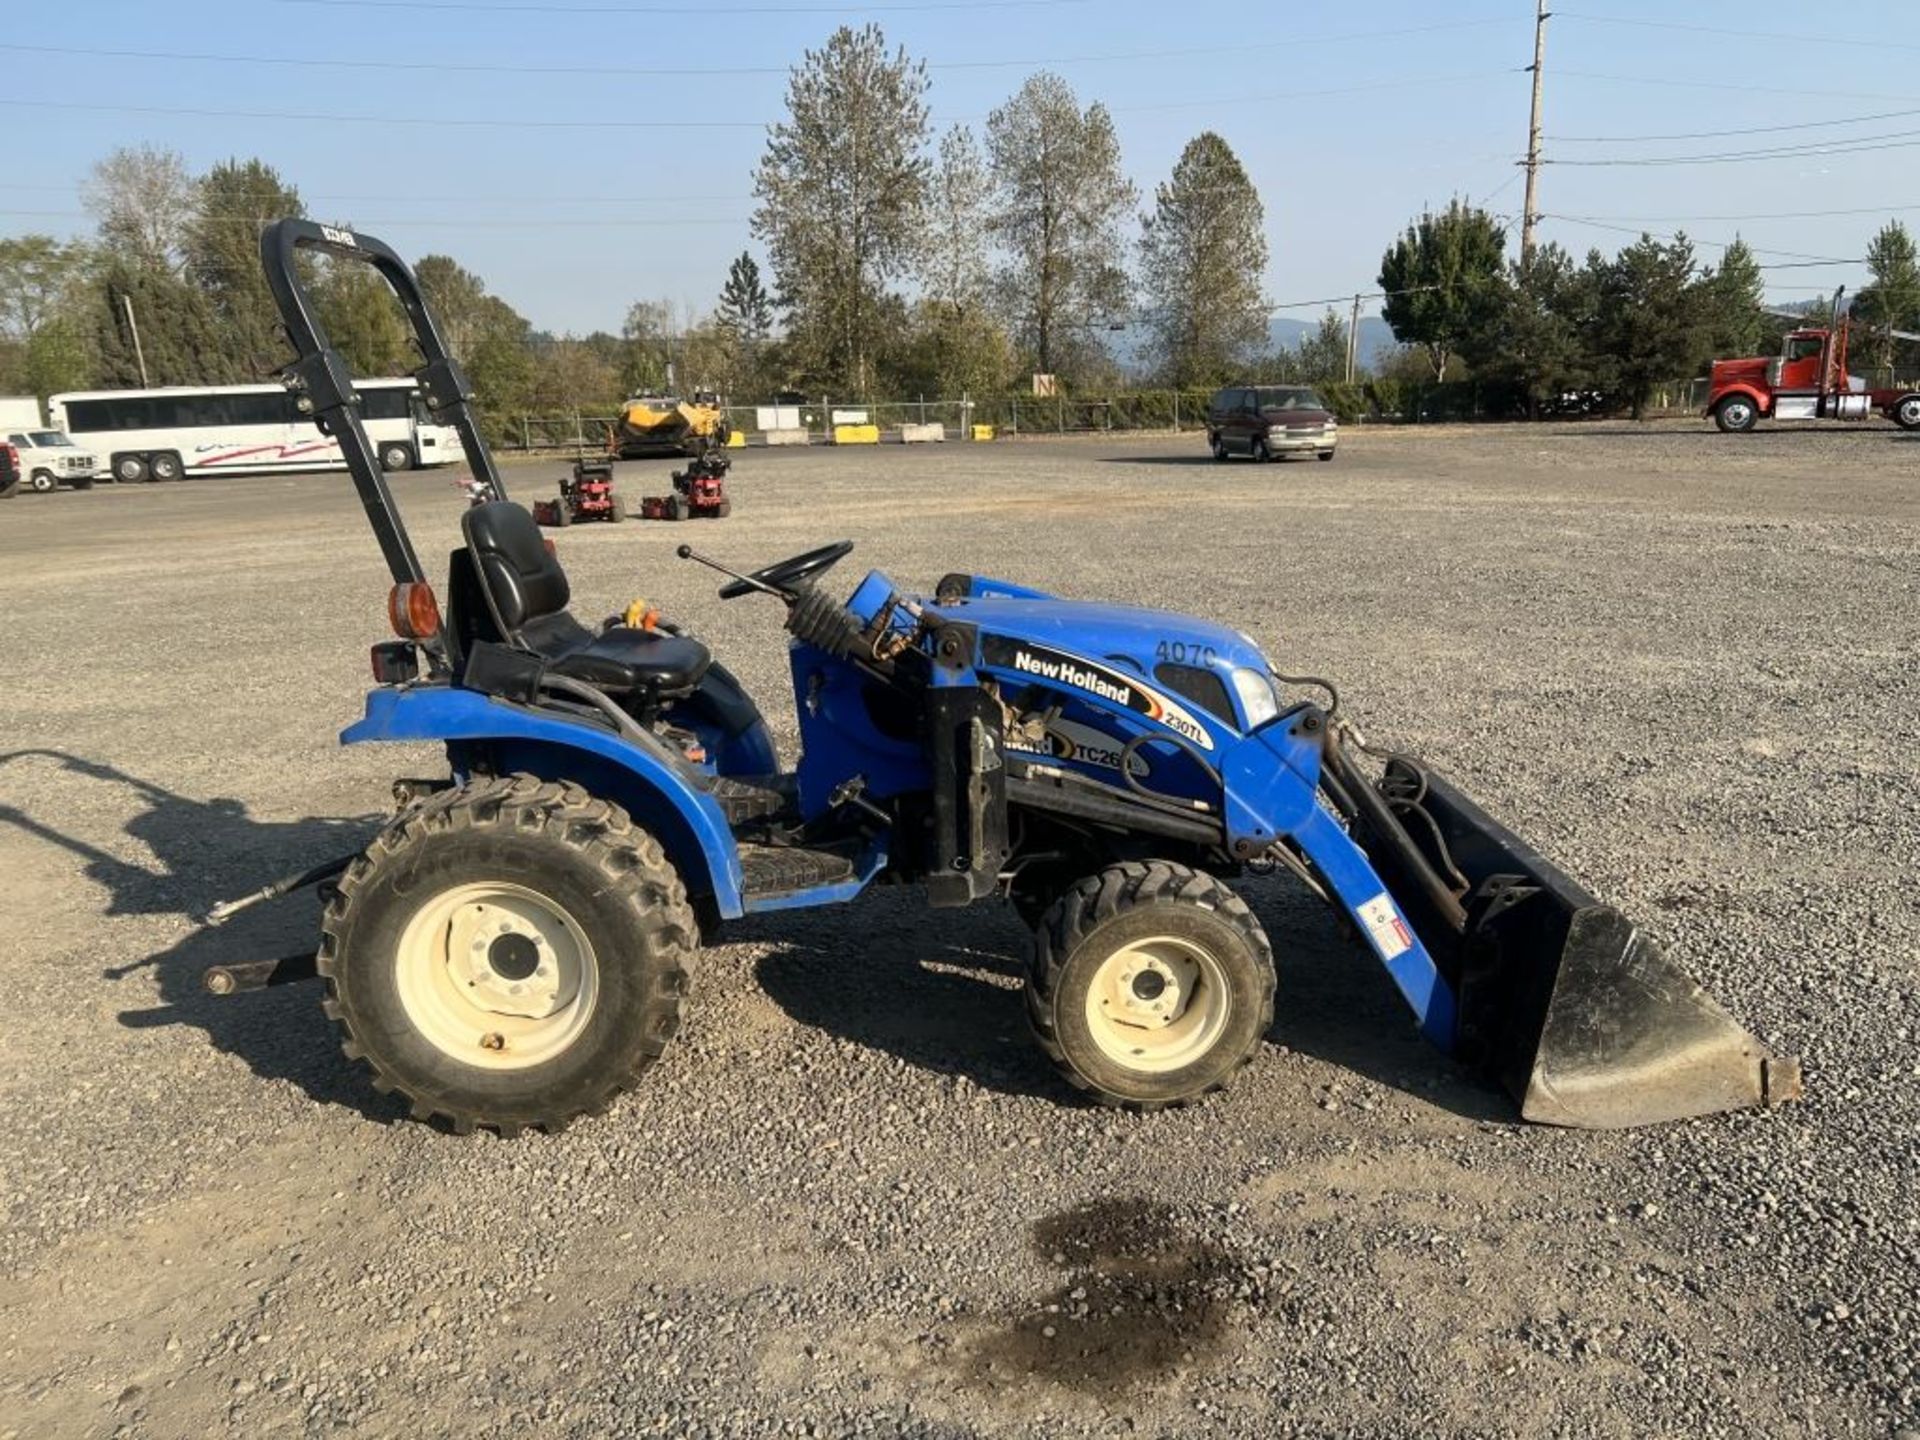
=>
[1317,450,1335,462]
[1026,861,1274,1109]
[1713,396,1759,433]
[317,776,697,1135]
[1210,433,1228,461]
[28,470,56,493]
[1251,437,1271,463]
[1894,394,1920,431]
[379,441,415,472]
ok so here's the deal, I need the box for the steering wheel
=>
[717,540,855,600]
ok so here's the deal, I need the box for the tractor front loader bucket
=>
[1333,743,1802,1129]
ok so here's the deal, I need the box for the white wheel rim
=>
[1082,933,1232,1074]
[1900,399,1920,426]
[1724,402,1752,427]
[393,881,599,1071]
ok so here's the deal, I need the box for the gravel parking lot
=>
[2,422,1916,1439]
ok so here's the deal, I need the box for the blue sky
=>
[3,0,1914,334]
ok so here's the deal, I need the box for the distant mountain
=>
[1108,314,1401,381]
[1266,315,1399,371]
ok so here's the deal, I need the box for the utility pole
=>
[1520,0,1550,264]
[1344,293,1362,385]
[122,294,150,388]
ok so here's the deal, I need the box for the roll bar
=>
[258,218,508,587]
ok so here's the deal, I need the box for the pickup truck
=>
[5,429,98,491]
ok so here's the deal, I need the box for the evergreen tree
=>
[315,263,413,376]
[1701,236,1766,362]
[185,159,306,382]
[91,255,228,386]
[1465,243,1585,417]
[716,253,773,346]
[1138,132,1268,387]
[1589,233,1707,419]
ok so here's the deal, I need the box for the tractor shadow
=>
[0,749,401,1124]
[749,873,1504,1121]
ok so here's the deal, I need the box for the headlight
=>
[1231,667,1280,729]
[1323,417,1338,428]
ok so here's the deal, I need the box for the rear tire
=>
[714,499,732,518]
[71,475,94,490]
[317,775,697,1135]
[608,495,626,522]
[1894,394,1920,431]
[113,453,149,484]
[1026,861,1274,1109]
[148,451,183,481]
[1713,396,1759,433]
[554,504,573,527]
[28,470,56,493]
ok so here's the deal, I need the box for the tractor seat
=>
[458,500,711,698]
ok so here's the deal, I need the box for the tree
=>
[752,24,931,393]
[987,72,1135,380]
[315,262,413,376]
[1700,236,1765,362]
[1588,233,1707,419]
[91,255,229,387]
[415,254,494,361]
[1853,221,1920,373]
[83,145,195,273]
[716,252,773,347]
[185,159,306,382]
[1138,132,1268,387]
[0,236,88,343]
[621,299,677,394]
[715,252,774,395]
[1377,199,1507,381]
[1464,243,1585,417]
[906,124,1011,396]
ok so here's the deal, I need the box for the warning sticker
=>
[1357,894,1415,960]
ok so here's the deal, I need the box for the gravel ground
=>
[0,421,1915,1439]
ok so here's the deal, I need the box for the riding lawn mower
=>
[209,218,1801,1137]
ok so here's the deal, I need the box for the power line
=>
[274,0,1090,12]
[1557,68,1920,105]
[1548,106,1920,144]
[1539,214,1861,266]
[1554,10,1920,55]
[0,21,1516,80]
[1547,127,1920,168]
[0,67,1520,132]
[1550,202,1920,224]
[0,208,756,228]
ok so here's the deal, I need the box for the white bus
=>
[47,378,460,482]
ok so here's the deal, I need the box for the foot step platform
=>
[739,843,857,899]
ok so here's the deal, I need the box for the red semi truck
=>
[1706,307,1920,434]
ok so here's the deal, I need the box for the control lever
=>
[674,543,786,600]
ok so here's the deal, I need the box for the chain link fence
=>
[486,370,1920,451]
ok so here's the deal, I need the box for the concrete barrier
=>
[763,428,811,446]
[833,424,880,445]
[900,422,946,444]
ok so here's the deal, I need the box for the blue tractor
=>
[216,221,1801,1135]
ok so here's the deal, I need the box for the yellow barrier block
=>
[971,424,996,441]
[833,424,880,445]
[726,429,747,447]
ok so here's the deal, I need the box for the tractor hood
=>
[933,594,1264,674]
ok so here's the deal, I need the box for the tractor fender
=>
[342,686,746,916]
[1705,383,1769,417]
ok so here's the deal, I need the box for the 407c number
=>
[1154,639,1218,665]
